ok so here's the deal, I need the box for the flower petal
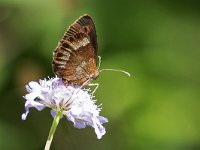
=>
[92,117,106,139]
[26,81,42,92]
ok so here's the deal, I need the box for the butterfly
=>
[52,14,99,86]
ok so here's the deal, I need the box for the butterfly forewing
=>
[53,14,99,86]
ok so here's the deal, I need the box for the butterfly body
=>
[53,14,99,86]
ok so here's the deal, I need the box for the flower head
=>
[22,77,108,139]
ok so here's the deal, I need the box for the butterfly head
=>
[92,69,100,80]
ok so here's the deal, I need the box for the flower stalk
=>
[44,111,62,150]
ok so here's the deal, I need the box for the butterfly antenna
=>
[97,56,101,70]
[98,56,131,77]
[100,68,131,77]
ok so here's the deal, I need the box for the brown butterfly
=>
[52,14,99,86]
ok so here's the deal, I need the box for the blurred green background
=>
[0,0,200,150]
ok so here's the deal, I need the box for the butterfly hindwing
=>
[52,14,99,85]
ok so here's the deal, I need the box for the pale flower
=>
[22,77,108,139]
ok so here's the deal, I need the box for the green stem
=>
[44,111,62,150]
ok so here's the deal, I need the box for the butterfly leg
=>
[88,83,99,95]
